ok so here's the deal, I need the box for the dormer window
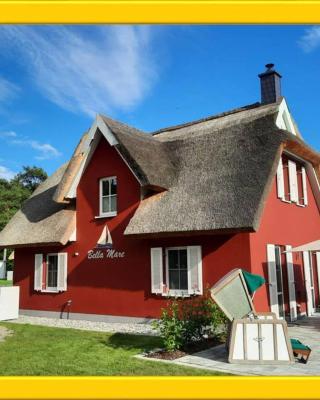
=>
[99,177,117,217]
[276,155,308,206]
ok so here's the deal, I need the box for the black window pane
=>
[47,255,58,288]
[180,270,188,290]
[169,270,179,290]
[168,250,179,269]
[179,249,188,269]
[111,178,117,195]
[102,180,109,196]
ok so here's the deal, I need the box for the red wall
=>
[250,162,320,316]
[14,137,252,318]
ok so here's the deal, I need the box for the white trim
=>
[301,166,308,206]
[276,157,285,200]
[267,244,279,317]
[150,247,163,294]
[275,99,296,136]
[285,245,297,321]
[288,160,298,203]
[99,176,117,218]
[88,115,119,146]
[65,115,142,200]
[303,251,314,316]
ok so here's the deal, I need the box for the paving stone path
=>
[173,314,320,375]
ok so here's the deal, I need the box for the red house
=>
[1,64,320,323]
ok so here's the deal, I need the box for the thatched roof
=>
[125,102,320,235]
[1,98,319,246]
[100,115,177,190]
[0,164,75,248]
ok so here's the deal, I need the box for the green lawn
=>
[0,280,12,287]
[0,323,229,376]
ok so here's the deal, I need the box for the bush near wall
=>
[153,291,228,352]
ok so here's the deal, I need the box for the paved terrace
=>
[174,314,320,376]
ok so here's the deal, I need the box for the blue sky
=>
[0,24,320,179]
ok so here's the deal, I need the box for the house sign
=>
[87,224,125,260]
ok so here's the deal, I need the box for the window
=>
[47,254,58,290]
[99,177,117,217]
[150,246,202,296]
[276,155,308,206]
[167,248,188,292]
[34,253,67,292]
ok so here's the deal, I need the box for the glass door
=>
[275,246,285,318]
[309,252,316,312]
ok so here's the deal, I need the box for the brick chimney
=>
[258,63,282,104]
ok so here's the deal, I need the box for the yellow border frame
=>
[1,1,320,23]
[1,0,320,398]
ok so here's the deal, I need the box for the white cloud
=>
[298,26,320,52]
[0,25,157,117]
[0,165,16,180]
[12,139,61,160]
[0,131,17,138]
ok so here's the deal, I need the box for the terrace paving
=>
[173,313,320,376]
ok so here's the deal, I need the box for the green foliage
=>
[12,166,47,193]
[0,178,30,231]
[153,292,228,352]
[152,301,185,352]
[0,166,47,232]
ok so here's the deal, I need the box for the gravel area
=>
[7,315,158,336]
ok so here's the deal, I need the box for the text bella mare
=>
[87,249,125,259]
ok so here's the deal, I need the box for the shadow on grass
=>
[103,332,162,351]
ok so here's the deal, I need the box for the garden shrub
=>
[153,290,228,352]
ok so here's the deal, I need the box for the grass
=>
[0,323,230,376]
[0,280,12,287]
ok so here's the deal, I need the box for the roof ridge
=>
[100,114,148,136]
[152,102,263,135]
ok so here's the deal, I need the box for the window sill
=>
[95,213,117,219]
[38,289,60,293]
[160,291,201,298]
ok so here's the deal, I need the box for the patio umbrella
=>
[285,239,320,253]
[241,269,265,296]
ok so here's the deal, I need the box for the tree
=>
[13,166,47,192]
[0,166,48,232]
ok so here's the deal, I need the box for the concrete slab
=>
[173,314,320,376]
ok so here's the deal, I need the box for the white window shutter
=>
[267,244,279,317]
[288,160,298,203]
[285,245,297,321]
[303,251,313,316]
[57,253,68,291]
[316,252,320,302]
[34,254,43,291]
[150,248,163,294]
[276,157,285,200]
[187,246,203,295]
[301,167,308,206]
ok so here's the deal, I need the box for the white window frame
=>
[278,153,308,207]
[165,247,190,297]
[99,176,117,218]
